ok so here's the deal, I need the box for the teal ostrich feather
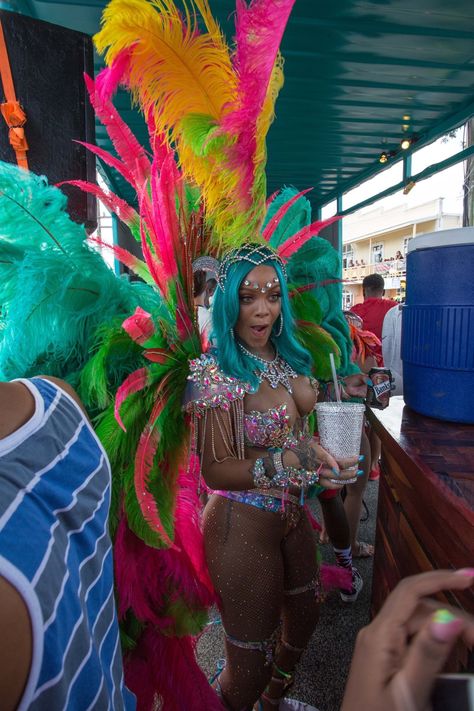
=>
[264,186,359,377]
[0,161,157,385]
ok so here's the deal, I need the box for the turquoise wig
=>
[212,246,312,390]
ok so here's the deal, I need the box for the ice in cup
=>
[315,402,366,484]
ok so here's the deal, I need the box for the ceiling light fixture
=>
[400,137,412,150]
[379,151,389,164]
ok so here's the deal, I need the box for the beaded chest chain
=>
[238,343,298,394]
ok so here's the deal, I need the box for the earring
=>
[275,313,283,337]
[231,327,235,339]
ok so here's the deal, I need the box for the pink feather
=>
[114,367,150,431]
[137,200,168,293]
[175,282,195,342]
[262,188,312,242]
[72,141,136,190]
[277,215,341,259]
[87,237,152,284]
[134,393,175,549]
[122,307,156,345]
[221,0,296,204]
[149,152,179,281]
[123,626,225,711]
[174,465,217,597]
[60,179,139,228]
[320,564,352,593]
[146,106,171,172]
[85,70,151,193]
[114,510,220,710]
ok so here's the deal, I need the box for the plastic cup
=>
[315,402,366,484]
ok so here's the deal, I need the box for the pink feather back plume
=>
[114,466,220,710]
[123,627,225,711]
[174,464,217,597]
[221,0,296,208]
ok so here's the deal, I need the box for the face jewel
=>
[244,279,250,286]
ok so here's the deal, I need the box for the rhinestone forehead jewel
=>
[242,276,280,293]
[217,244,287,292]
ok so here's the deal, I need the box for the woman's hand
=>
[284,439,359,490]
[341,569,474,711]
[341,373,370,399]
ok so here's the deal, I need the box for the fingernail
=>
[367,378,373,386]
[332,467,340,476]
[430,609,464,642]
[358,455,365,461]
[455,568,474,577]
[357,469,364,477]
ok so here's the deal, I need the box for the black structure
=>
[0,10,96,230]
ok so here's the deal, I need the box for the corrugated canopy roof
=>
[8,0,474,211]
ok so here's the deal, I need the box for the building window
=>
[343,244,354,269]
[403,237,411,256]
[372,244,384,264]
[342,290,353,309]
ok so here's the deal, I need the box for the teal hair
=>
[212,247,312,389]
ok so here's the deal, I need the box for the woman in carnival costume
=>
[0,0,368,709]
[185,242,362,710]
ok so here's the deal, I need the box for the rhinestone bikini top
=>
[244,403,309,449]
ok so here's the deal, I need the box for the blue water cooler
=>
[402,228,474,424]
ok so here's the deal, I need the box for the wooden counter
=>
[367,397,474,671]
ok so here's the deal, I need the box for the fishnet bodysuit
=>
[199,377,321,710]
[204,497,319,710]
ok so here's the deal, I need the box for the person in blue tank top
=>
[0,376,136,711]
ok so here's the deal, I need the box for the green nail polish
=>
[357,469,364,477]
[433,609,456,625]
[358,455,365,461]
[332,467,339,476]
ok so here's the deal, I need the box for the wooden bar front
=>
[368,397,474,671]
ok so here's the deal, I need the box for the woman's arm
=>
[199,407,358,491]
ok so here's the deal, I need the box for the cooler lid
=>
[407,227,474,253]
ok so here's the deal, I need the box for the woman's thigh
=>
[203,495,285,639]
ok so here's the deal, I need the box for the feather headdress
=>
[94,0,296,248]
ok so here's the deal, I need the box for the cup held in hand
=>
[315,402,365,465]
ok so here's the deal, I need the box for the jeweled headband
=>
[217,243,287,292]
[192,255,220,281]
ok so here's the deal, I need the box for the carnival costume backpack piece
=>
[0,0,356,708]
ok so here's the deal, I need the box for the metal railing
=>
[343,258,406,281]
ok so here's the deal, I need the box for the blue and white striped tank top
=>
[0,377,136,710]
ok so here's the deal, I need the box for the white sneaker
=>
[340,568,363,603]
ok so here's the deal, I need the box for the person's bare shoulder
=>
[0,575,32,711]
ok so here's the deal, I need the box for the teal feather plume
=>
[0,161,157,385]
[263,186,358,378]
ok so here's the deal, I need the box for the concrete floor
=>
[197,479,379,711]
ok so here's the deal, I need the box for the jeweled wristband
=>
[251,458,272,489]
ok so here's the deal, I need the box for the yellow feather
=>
[94,0,283,250]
